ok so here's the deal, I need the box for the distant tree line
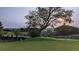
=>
[4,28,27,32]
[0,21,27,41]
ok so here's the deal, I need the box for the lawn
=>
[0,37,79,51]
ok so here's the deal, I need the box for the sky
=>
[0,7,79,28]
[0,7,35,28]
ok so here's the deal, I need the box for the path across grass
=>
[0,37,79,51]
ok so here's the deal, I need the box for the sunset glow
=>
[57,18,64,23]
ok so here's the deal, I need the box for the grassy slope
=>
[0,37,79,51]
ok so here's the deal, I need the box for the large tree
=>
[25,7,73,37]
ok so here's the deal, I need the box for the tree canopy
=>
[25,7,73,31]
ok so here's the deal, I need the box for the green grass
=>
[0,37,79,51]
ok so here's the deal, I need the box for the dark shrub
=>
[28,28,40,37]
[41,28,54,37]
[55,25,79,35]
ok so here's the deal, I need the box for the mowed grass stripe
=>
[0,37,79,51]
